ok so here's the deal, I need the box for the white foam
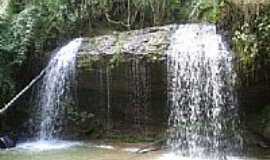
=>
[95,145,114,150]
[166,24,240,156]
[16,140,82,151]
[158,153,248,160]
[122,147,139,152]
[37,38,82,140]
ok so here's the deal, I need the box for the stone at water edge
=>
[263,125,270,142]
[0,135,16,149]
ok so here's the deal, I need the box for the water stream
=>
[37,38,82,140]
[167,24,242,159]
[21,38,83,150]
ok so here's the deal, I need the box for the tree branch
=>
[105,13,130,28]
[0,68,46,115]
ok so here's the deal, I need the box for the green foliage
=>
[0,0,85,106]
[11,7,41,63]
[233,23,258,68]
[0,5,41,105]
[256,11,270,57]
[190,0,231,23]
[72,0,185,28]
[232,4,270,86]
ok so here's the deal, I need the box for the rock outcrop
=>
[70,25,176,140]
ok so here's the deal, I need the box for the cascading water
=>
[37,38,82,140]
[16,38,83,151]
[167,24,241,159]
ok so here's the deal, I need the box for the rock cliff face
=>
[238,85,270,145]
[71,25,176,140]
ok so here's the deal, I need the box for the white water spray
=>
[37,38,82,140]
[167,24,241,158]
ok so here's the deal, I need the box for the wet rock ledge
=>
[78,25,175,57]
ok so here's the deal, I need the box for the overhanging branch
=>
[105,13,130,28]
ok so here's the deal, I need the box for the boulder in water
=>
[0,135,16,149]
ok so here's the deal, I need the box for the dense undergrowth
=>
[220,1,270,87]
[0,0,269,106]
[232,4,270,87]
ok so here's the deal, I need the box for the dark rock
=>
[257,141,270,149]
[238,85,270,148]
[263,125,270,142]
[0,135,16,149]
[71,25,172,140]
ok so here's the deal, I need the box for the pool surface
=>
[0,141,269,160]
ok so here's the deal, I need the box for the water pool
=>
[0,141,269,160]
[0,141,161,160]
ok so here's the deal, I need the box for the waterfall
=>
[167,24,241,158]
[37,38,82,140]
